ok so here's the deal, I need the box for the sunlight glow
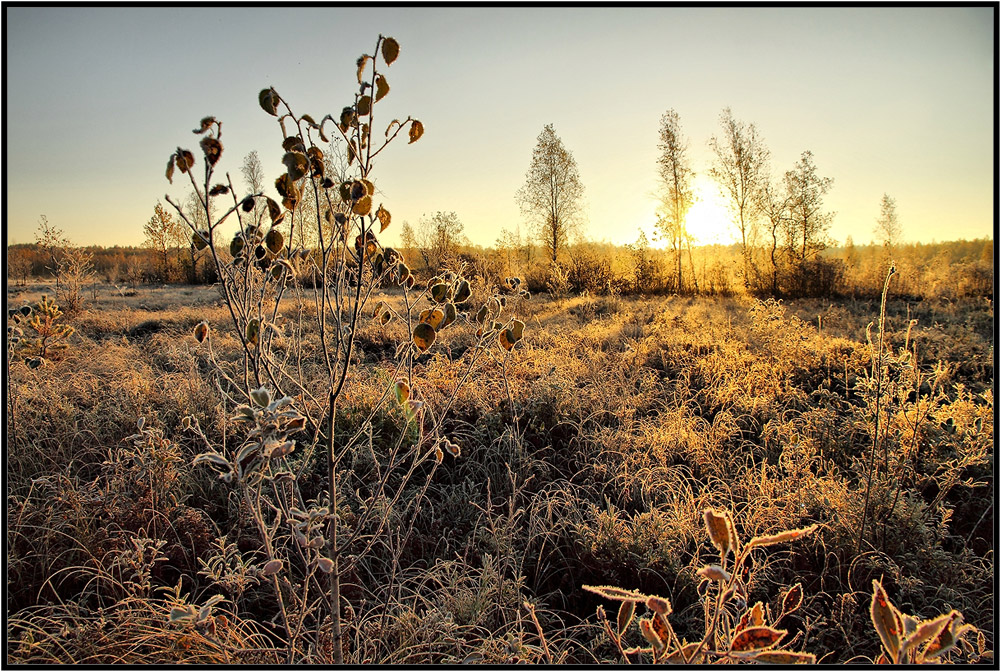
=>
[685,178,736,246]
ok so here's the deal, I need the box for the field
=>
[5,278,993,664]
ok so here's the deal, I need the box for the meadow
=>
[6,277,993,664]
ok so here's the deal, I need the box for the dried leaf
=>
[899,611,954,662]
[356,95,372,117]
[282,151,309,181]
[381,37,400,65]
[352,195,372,216]
[261,559,283,576]
[166,155,175,183]
[748,524,819,549]
[193,116,216,134]
[638,618,664,652]
[259,88,279,116]
[208,184,229,196]
[376,205,391,232]
[703,508,736,557]
[741,650,816,664]
[730,626,787,652]
[394,380,410,405]
[581,585,651,602]
[192,452,229,468]
[356,55,370,84]
[782,583,804,616]
[408,119,424,144]
[922,611,972,661]
[193,321,210,343]
[412,322,435,353]
[265,229,284,254]
[266,197,282,223]
[375,74,389,102]
[454,279,471,303]
[697,564,731,582]
[617,600,635,636]
[870,579,903,663]
[420,308,445,330]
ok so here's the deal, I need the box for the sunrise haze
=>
[4,5,994,249]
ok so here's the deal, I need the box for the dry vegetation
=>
[5,32,993,666]
[5,277,993,664]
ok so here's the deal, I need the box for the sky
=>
[4,5,995,251]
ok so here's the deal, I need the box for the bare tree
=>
[656,110,696,293]
[240,151,269,230]
[760,177,792,295]
[708,108,770,287]
[874,193,901,252]
[7,247,33,286]
[517,124,585,263]
[34,215,70,286]
[414,211,466,270]
[784,150,834,264]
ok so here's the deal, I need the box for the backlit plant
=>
[161,34,527,663]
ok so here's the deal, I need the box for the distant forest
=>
[6,237,993,302]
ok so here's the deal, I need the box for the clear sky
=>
[4,5,995,250]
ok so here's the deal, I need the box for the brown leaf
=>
[259,88,279,116]
[782,583,804,616]
[638,618,664,653]
[381,37,400,65]
[408,119,424,144]
[870,579,903,663]
[166,155,175,183]
[356,95,372,117]
[282,151,309,181]
[352,195,372,216]
[899,611,954,662]
[412,322,435,353]
[376,205,391,232]
[266,197,282,223]
[375,74,389,102]
[730,626,787,652]
[616,600,635,636]
[193,116,216,134]
[741,650,816,664]
[703,508,735,557]
[356,55,370,84]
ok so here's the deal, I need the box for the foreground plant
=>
[162,34,526,663]
[9,296,75,365]
[585,508,818,664]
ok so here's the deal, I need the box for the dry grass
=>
[6,280,993,664]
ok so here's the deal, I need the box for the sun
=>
[685,177,735,246]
